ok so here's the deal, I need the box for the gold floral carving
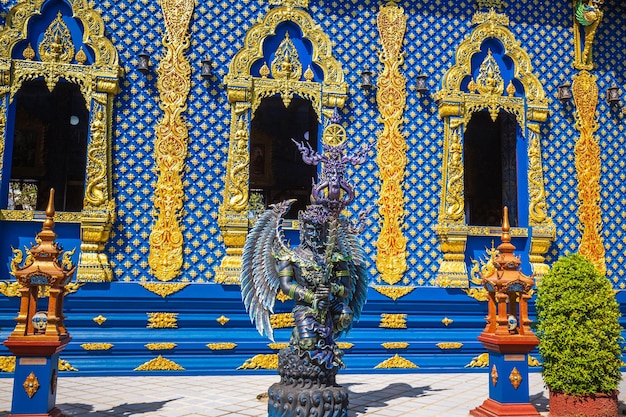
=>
[572,70,605,273]
[276,289,290,303]
[436,342,463,349]
[433,10,552,288]
[509,367,522,389]
[573,0,603,70]
[441,317,454,326]
[207,343,237,350]
[0,0,121,283]
[23,372,40,398]
[145,343,177,351]
[374,354,418,369]
[371,285,415,300]
[0,281,21,297]
[267,342,289,350]
[375,1,408,285]
[134,355,185,371]
[379,313,407,329]
[219,2,347,284]
[382,342,409,349]
[148,0,194,282]
[140,283,190,298]
[465,352,489,368]
[216,315,230,325]
[0,356,16,372]
[92,315,107,325]
[270,313,295,329]
[336,342,353,350]
[58,359,78,372]
[81,343,114,350]
[147,312,178,329]
[463,287,489,302]
[528,355,541,367]
[237,354,278,370]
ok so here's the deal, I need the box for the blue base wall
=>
[0,282,556,377]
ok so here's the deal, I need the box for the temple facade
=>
[0,0,624,375]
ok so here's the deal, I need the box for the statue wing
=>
[241,199,295,341]
[337,218,369,331]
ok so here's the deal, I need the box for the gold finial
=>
[501,206,510,243]
[43,189,55,231]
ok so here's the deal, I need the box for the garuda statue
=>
[241,119,369,417]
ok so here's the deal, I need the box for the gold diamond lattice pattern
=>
[101,0,625,288]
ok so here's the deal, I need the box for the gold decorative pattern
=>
[216,315,230,326]
[509,367,522,389]
[218,1,347,283]
[572,70,605,274]
[237,354,278,370]
[23,372,40,398]
[436,342,463,349]
[267,342,289,350]
[375,1,408,285]
[441,317,453,326]
[0,281,20,297]
[491,364,498,385]
[134,355,185,371]
[140,283,190,298]
[270,313,295,329]
[0,356,16,372]
[463,288,489,301]
[92,315,107,325]
[147,312,178,329]
[433,8,552,288]
[528,355,542,367]
[382,342,409,349]
[573,0,603,70]
[58,359,78,372]
[336,342,354,350]
[371,285,415,300]
[465,353,489,368]
[374,354,418,369]
[207,343,237,350]
[148,0,195,282]
[81,343,113,350]
[145,343,177,351]
[379,313,407,329]
[276,290,290,303]
[269,0,308,7]
[0,0,121,283]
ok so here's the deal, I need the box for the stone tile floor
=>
[1,372,625,416]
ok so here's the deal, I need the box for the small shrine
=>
[470,207,541,417]
[4,189,76,417]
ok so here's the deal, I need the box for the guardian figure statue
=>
[241,114,369,417]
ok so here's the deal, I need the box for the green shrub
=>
[535,253,622,396]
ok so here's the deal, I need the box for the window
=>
[8,80,88,212]
[464,111,518,226]
[250,96,318,216]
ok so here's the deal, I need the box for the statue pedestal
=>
[268,347,348,417]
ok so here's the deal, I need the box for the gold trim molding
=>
[148,0,195,282]
[437,342,463,349]
[207,343,237,350]
[379,313,407,329]
[375,0,408,285]
[371,285,415,300]
[238,354,278,370]
[81,343,114,351]
[465,352,489,368]
[217,2,347,284]
[145,343,177,351]
[433,10,553,287]
[382,342,409,349]
[147,312,178,329]
[0,0,121,283]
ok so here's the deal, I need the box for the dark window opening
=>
[9,80,88,212]
[464,111,518,227]
[250,96,318,217]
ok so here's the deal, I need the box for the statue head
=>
[298,204,328,253]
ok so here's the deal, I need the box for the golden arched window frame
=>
[432,10,555,288]
[0,0,122,282]
[216,4,347,284]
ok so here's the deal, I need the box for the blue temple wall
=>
[0,0,625,376]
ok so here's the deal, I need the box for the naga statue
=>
[241,114,370,417]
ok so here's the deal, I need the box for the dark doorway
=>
[9,80,88,212]
[250,96,318,216]
[464,111,518,226]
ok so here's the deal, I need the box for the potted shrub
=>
[535,253,622,417]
